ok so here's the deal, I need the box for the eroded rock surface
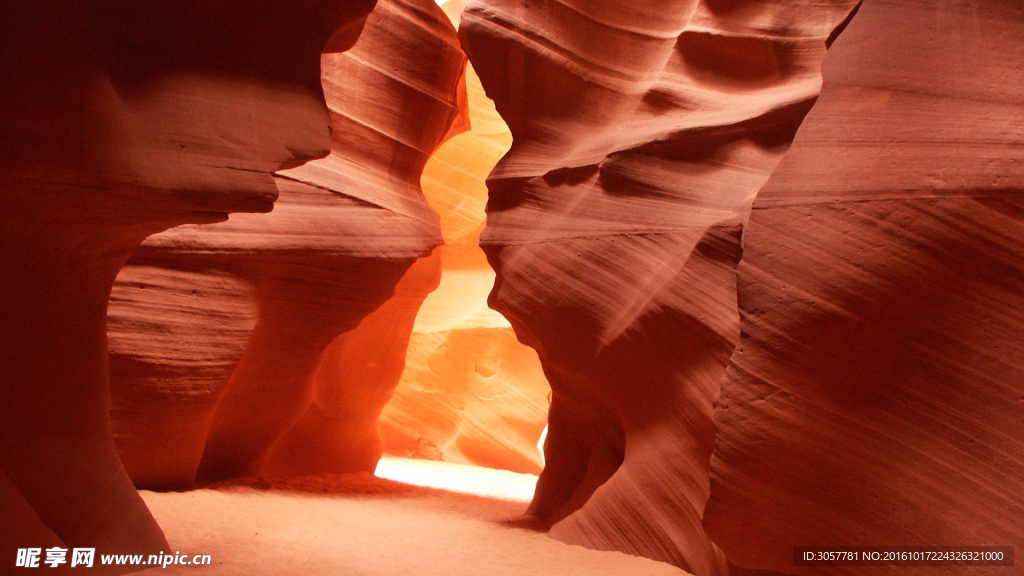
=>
[108,266,258,489]
[1,0,373,565]
[376,1,552,475]
[261,253,444,478]
[704,0,1024,573]
[106,0,465,487]
[460,0,858,573]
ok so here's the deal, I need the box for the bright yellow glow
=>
[374,457,538,502]
[411,269,511,332]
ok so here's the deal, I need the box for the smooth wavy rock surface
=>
[260,254,443,478]
[108,266,258,490]
[1,0,372,566]
[381,324,551,474]
[703,0,1024,573]
[460,0,858,573]
[375,0,552,476]
[106,0,463,487]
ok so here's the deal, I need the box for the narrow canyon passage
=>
[120,2,565,573]
[3,0,1021,574]
[353,2,552,475]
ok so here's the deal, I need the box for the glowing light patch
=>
[411,269,512,333]
[374,457,538,502]
[536,424,548,467]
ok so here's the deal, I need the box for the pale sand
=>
[138,459,689,575]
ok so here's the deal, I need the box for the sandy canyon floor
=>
[138,458,688,576]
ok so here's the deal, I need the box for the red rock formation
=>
[1,0,373,564]
[105,0,466,486]
[460,0,857,573]
[703,0,1024,573]
[376,0,552,475]
[108,265,259,490]
[262,253,442,478]
[0,471,65,571]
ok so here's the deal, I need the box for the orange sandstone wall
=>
[1,0,373,566]
[106,0,464,488]
[459,0,858,573]
[377,0,552,476]
[261,253,444,478]
[703,0,1024,573]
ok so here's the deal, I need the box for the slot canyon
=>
[1,1,1021,576]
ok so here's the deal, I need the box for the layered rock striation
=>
[704,0,1024,573]
[106,0,466,487]
[460,0,858,573]
[1,0,374,565]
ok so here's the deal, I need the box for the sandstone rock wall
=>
[261,252,444,478]
[1,0,374,564]
[704,0,1024,573]
[108,265,258,489]
[377,0,552,476]
[107,0,466,487]
[460,0,858,573]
